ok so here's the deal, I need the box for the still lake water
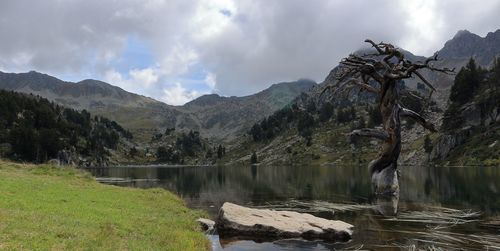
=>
[85,165,500,250]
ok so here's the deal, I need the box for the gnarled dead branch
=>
[323,39,454,195]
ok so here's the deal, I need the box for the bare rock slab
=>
[197,218,215,231]
[216,202,353,242]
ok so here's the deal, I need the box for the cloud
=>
[103,68,159,95]
[1,0,499,101]
[204,72,217,90]
[162,83,204,105]
[129,68,158,88]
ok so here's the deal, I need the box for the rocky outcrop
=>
[216,202,353,242]
[430,128,472,160]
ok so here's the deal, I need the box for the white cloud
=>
[159,44,199,76]
[103,67,159,94]
[398,0,445,56]
[129,68,159,88]
[162,83,204,105]
[204,72,217,90]
[190,0,236,41]
[103,69,124,86]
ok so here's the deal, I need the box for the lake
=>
[85,165,500,250]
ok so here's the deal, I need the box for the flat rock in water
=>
[216,202,353,242]
[197,218,215,231]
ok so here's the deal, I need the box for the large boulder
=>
[216,202,353,242]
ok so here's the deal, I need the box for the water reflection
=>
[374,194,399,216]
[85,165,500,250]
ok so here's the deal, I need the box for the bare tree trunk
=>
[366,79,402,194]
[323,39,453,196]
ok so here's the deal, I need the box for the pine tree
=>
[250,151,258,164]
[449,58,483,105]
[443,58,485,131]
[217,145,224,159]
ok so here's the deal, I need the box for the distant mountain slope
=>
[0,71,160,109]
[178,80,316,140]
[0,71,315,142]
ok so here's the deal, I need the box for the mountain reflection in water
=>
[85,165,500,250]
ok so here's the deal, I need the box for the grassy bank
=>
[0,160,209,250]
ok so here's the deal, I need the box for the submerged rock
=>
[216,202,353,242]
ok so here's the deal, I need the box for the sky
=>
[0,0,499,105]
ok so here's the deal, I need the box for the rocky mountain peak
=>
[485,29,500,39]
[184,94,224,107]
[439,29,500,65]
[452,29,476,39]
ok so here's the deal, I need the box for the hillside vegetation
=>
[0,90,132,166]
[432,58,500,165]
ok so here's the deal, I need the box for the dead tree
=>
[323,39,454,195]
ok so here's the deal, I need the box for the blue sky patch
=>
[219,9,232,17]
[113,35,155,76]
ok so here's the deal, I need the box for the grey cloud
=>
[198,0,408,95]
[0,0,499,100]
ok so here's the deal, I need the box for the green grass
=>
[0,160,209,250]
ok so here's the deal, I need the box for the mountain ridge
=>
[0,70,316,142]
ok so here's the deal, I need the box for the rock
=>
[197,218,215,231]
[216,202,353,242]
[489,140,498,148]
[461,104,482,127]
[371,166,399,195]
[430,128,472,160]
[403,150,416,162]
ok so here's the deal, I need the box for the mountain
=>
[223,29,500,166]
[0,71,160,109]
[177,80,316,140]
[0,71,315,142]
[439,29,500,65]
[405,29,500,93]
